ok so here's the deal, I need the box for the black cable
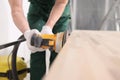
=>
[0,38,25,50]
[11,35,25,80]
[7,46,17,80]
[7,50,12,80]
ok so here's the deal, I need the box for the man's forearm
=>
[45,1,68,29]
[12,11,30,33]
[8,0,30,33]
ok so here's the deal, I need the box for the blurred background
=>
[0,0,120,80]
[71,0,120,31]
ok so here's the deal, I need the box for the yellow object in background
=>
[0,55,28,80]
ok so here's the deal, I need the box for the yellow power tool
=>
[31,31,71,53]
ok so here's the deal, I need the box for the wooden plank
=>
[43,30,120,80]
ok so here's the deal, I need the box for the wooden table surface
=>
[43,30,120,80]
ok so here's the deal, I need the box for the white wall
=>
[0,0,30,64]
[0,0,10,54]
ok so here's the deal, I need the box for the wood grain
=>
[43,30,120,80]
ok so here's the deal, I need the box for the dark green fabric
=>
[27,0,71,33]
[30,51,46,80]
[30,52,57,80]
[27,0,71,80]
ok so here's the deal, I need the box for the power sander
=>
[31,30,71,53]
[0,30,71,53]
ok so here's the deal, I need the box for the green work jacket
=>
[27,0,71,34]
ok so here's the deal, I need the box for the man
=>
[8,0,71,80]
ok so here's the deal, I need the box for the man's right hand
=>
[24,29,45,53]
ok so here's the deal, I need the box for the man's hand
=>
[24,26,53,53]
[41,26,53,34]
[24,29,45,53]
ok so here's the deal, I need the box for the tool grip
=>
[31,33,56,50]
